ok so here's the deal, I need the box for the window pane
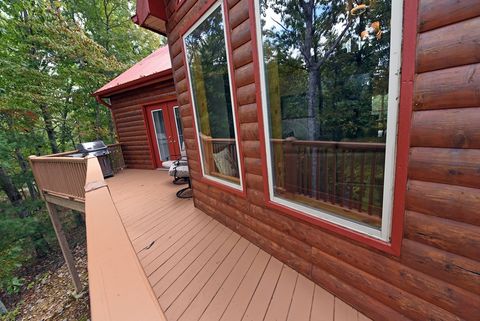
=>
[260,0,397,229]
[184,5,240,185]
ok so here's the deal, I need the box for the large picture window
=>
[255,0,403,241]
[184,2,243,189]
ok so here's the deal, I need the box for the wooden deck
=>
[107,169,371,321]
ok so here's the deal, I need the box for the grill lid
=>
[77,140,108,153]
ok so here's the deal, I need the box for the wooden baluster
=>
[332,146,337,205]
[368,152,377,215]
[306,146,311,197]
[358,151,366,212]
[340,149,345,206]
[324,148,329,202]
[300,145,305,195]
[349,151,355,209]
[203,136,215,175]
[284,137,297,194]
[316,147,321,200]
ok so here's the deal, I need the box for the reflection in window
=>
[152,109,170,161]
[184,3,241,187]
[174,107,185,152]
[258,0,401,237]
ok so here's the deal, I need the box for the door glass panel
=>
[152,110,170,161]
[174,107,185,152]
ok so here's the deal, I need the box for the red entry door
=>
[146,102,181,167]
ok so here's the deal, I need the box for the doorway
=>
[145,101,183,168]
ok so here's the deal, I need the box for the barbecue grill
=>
[69,140,114,178]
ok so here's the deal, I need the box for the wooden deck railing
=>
[29,156,88,200]
[29,146,164,320]
[272,138,386,224]
[108,143,126,173]
[29,144,125,201]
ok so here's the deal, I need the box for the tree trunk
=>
[95,104,101,140]
[15,149,37,199]
[0,298,7,315]
[39,104,59,154]
[307,66,320,140]
[317,70,323,138]
[0,165,23,206]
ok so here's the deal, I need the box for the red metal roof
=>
[94,45,172,97]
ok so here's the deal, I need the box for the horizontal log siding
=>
[109,77,177,169]
[165,0,480,320]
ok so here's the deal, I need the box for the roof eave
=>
[133,0,168,36]
[93,69,173,100]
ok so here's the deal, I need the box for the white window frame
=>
[183,1,244,191]
[254,0,404,241]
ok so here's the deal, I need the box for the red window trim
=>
[248,0,418,256]
[179,0,247,199]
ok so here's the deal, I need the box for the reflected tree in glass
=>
[184,5,240,183]
[260,0,394,227]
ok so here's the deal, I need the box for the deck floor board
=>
[107,170,368,321]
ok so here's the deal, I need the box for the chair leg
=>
[176,178,192,198]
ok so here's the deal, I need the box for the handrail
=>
[271,138,385,151]
[199,134,235,143]
[84,158,167,321]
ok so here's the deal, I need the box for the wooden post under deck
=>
[45,201,83,294]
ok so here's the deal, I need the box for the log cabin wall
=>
[109,77,177,169]
[165,0,480,320]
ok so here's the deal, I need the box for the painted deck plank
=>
[139,210,208,265]
[174,242,256,321]
[135,207,198,256]
[287,274,315,321]
[241,257,284,321]
[164,238,250,321]
[106,170,366,321]
[144,218,216,276]
[310,285,334,321]
[160,231,241,309]
[263,265,299,321]
[154,226,233,296]
[151,222,225,290]
[198,245,262,321]
[334,298,358,321]
[219,250,271,321]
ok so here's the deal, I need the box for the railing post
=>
[45,202,83,294]
[29,156,43,199]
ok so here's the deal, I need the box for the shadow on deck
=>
[107,169,371,321]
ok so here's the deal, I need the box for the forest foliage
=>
[0,0,163,296]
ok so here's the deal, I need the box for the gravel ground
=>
[5,244,90,321]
